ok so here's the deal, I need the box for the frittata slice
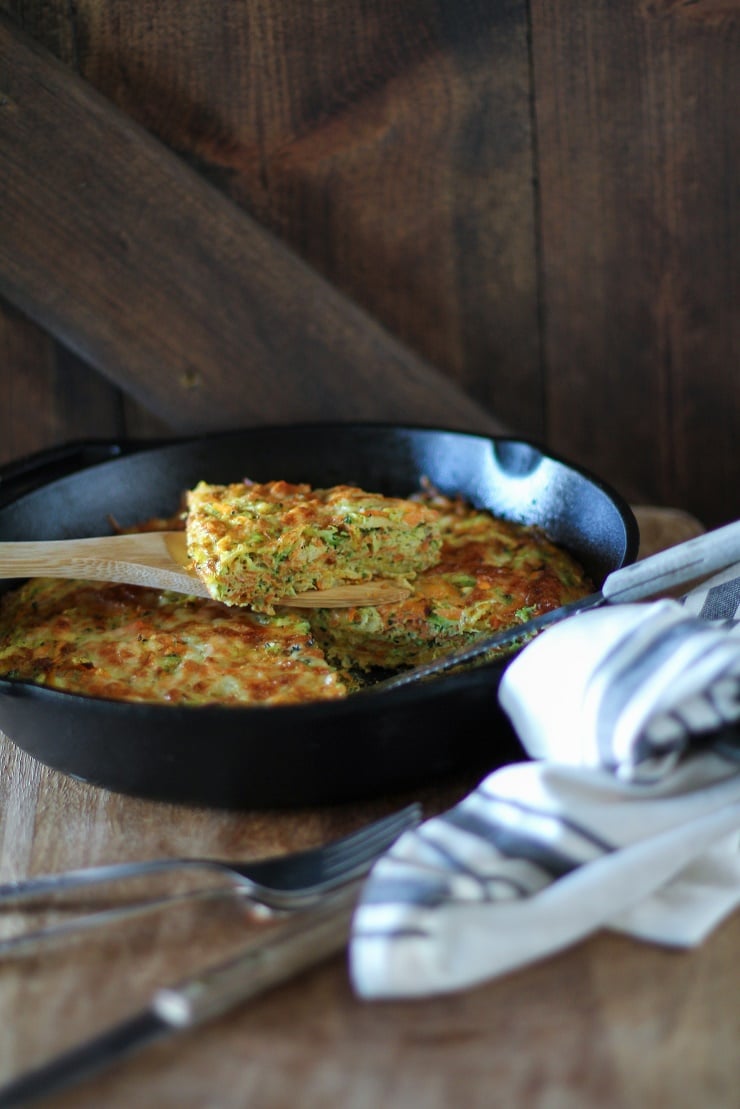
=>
[305,496,593,671]
[0,578,349,706]
[186,479,443,612]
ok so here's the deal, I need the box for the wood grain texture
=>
[0,2,178,455]
[1,0,739,524]
[0,12,505,437]
[58,0,542,437]
[0,301,125,461]
[531,0,740,525]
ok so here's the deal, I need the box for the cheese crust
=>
[0,578,348,706]
[0,488,593,705]
[186,480,442,611]
[304,495,593,671]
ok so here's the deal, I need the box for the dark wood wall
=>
[1,1,738,525]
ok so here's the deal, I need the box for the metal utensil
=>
[372,520,740,694]
[0,804,421,956]
[0,531,409,607]
[0,883,362,1107]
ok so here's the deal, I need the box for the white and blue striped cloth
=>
[350,565,740,998]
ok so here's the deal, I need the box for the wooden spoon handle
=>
[0,533,209,596]
[0,534,409,608]
[279,582,409,608]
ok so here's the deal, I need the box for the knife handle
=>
[602,519,740,604]
[151,884,358,1028]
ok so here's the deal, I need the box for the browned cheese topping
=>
[186,479,442,611]
[0,579,348,706]
[0,486,593,704]
[305,494,594,671]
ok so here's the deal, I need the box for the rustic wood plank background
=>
[0,0,737,523]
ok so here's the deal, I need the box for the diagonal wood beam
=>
[0,14,505,435]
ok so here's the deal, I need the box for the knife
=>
[0,884,359,1107]
[372,518,740,694]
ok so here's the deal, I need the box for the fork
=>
[0,879,371,1106]
[0,803,421,956]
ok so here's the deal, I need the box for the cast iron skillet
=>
[0,424,639,809]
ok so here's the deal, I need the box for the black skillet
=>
[0,424,639,809]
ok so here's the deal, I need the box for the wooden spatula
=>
[0,533,409,608]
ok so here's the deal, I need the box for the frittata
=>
[304,494,593,671]
[186,479,442,611]
[0,484,594,706]
[0,578,348,706]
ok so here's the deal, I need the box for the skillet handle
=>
[0,440,149,507]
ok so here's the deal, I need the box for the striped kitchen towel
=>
[349,565,740,999]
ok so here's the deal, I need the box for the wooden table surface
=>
[1,508,738,1108]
